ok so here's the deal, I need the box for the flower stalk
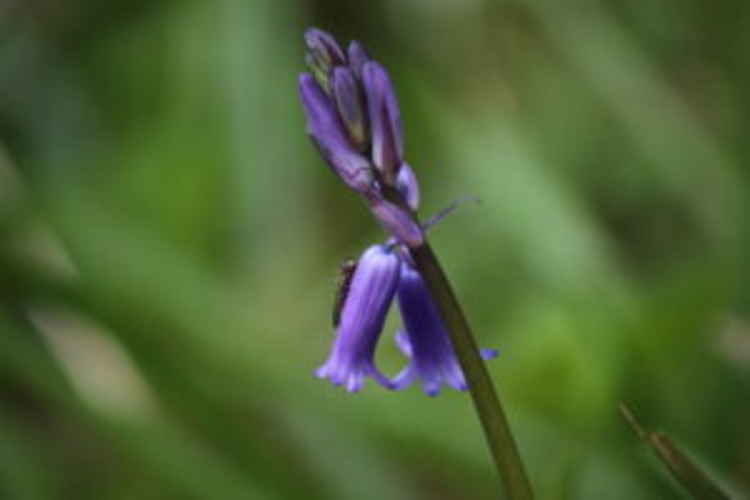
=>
[410,242,534,500]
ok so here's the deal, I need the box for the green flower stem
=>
[410,242,534,500]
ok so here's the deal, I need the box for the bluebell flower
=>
[317,249,498,395]
[316,244,401,392]
[303,28,496,396]
[393,264,498,396]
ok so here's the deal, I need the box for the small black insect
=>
[332,259,357,328]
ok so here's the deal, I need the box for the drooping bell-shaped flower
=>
[393,264,498,396]
[316,244,401,392]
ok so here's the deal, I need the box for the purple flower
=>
[392,264,498,396]
[299,28,423,247]
[316,244,401,392]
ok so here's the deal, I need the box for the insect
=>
[332,258,357,328]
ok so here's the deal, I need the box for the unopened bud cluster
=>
[299,28,422,247]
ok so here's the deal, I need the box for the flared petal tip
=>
[298,71,314,86]
[481,348,499,360]
[345,375,364,393]
[423,381,441,397]
[452,381,469,392]
[314,365,331,381]
[304,27,345,66]
[315,369,362,393]
[315,361,396,393]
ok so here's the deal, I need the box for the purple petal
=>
[396,162,420,210]
[362,61,404,184]
[366,192,423,248]
[391,364,416,391]
[394,329,413,357]
[480,348,499,359]
[305,28,345,67]
[347,41,370,79]
[299,73,374,193]
[316,245,401,392]
[393,264,497,395]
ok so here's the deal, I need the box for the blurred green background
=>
[0,1,748,499]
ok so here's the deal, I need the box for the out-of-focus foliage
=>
[1,1,748,499]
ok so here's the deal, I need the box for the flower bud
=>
[299,73,375,194]
[347,41,369,79]
[396,162,420,211]
[362,61,404,185]
[305,28,345,68]
[304,28,346,92]
[367,192,423,248]
[332,67,369,151]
